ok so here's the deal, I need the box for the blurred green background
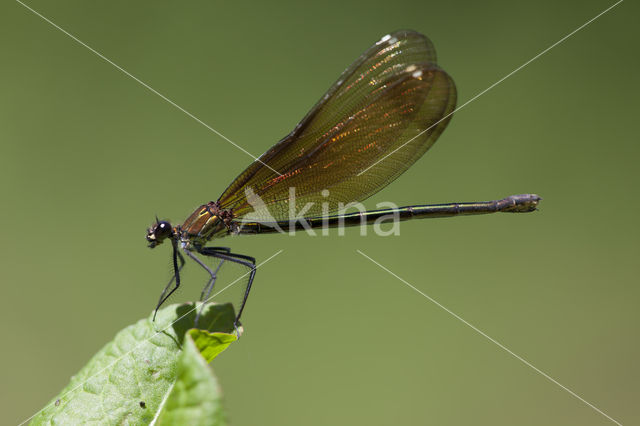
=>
[1,0,637,424]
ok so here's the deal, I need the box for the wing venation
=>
[217,30,457,221]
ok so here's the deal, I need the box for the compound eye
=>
[156,221,172,238]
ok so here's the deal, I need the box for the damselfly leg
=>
[153,239,185,321]
[199,247,256,328]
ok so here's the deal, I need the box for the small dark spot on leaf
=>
[139,401,146,409]
[55,399,60,407]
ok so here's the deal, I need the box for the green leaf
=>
[154,330,234,425]
[31,303,237,425]
[189,329,237,363]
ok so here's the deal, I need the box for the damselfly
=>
[146,30,540,326]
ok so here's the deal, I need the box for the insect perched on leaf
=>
[146,30,540,327]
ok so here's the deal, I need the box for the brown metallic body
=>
[179,202,236,246]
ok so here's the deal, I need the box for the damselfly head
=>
[146,220,173,248]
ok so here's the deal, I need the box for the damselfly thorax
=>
[179,202,237,246]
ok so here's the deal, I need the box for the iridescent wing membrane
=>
[217,30,457,222]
